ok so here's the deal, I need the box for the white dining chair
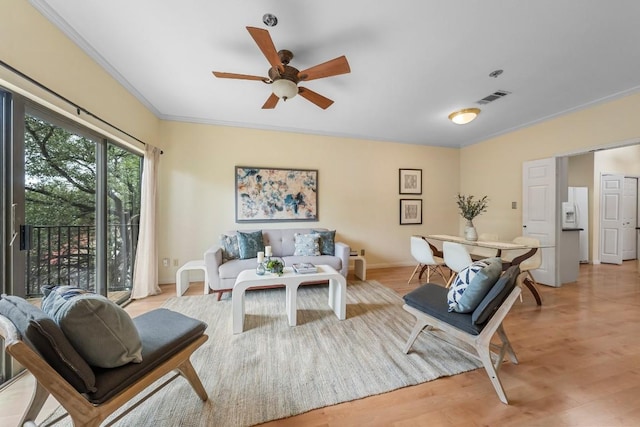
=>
[408,236,447,284]
[443,241,473,287]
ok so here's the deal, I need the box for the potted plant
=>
[266,258,285,276]
[456,194,489,241]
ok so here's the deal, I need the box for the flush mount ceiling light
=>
[448,108,481,125]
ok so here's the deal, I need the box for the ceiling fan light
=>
[448,108,481,125]
[272,79,298,100]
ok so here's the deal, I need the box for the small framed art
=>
[400,199,422,225]
[399,168,422,194]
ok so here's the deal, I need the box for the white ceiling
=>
[30,0,640,148]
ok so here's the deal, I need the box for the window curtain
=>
[131,144,162,299]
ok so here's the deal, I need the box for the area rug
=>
[47,281,482,426]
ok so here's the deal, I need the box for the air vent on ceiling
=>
[476,90,511,105]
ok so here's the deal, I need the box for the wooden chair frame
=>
[402,286,521,404]
[0,315,208,427]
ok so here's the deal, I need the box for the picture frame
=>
[400,199,422,225]
[235,166,319,222]
[399,168,422,194]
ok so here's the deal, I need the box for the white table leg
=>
[203,270,209,295]
[286,283,300,326]
[328,277,347,320]
[232,287,247,334]
[176,269,189,296]
[354,257,366,280]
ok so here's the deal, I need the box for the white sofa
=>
[203,228,350,300]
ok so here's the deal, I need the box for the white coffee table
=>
[232,264,347,334]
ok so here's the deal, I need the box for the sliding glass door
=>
[23,111,100,296]
[106,144,142,301]
[20,108,142,302]
[1,90,143,385]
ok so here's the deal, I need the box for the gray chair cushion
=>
[0,294,96,393]
[472,266,520,326]
[89,308,207,404]
[403,265,521,335]
[403,285,482,335]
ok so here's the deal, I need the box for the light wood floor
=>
[2,262,639,426]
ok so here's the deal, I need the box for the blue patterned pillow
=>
[447,259,492,312]
[219,234,240,262]
[311,229,336,255]
[293,233,321,256]
[237,230,265,259]
[451,258,503,313]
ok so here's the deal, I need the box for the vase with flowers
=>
[456,194,489,241]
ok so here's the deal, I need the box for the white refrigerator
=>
[564,187,589,263]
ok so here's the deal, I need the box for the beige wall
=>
[460,94,640,245]
[4,0,639,285]
[0,0,159,147]
[567,153,595,260]
[155,121,460,283]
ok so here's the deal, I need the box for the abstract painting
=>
[235,166,318,222]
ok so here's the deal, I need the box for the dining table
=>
[423,234,543,305]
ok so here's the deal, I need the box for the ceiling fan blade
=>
[246,26,283,71]
[298,55,351,81]
[212,71,268,81]
[298,87,334,109]
[262,93,279,109]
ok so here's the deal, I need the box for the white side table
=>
[350,255,366,280]
[176,260,209,297]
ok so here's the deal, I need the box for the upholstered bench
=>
[0,294,208,426]
[402,266,521,404]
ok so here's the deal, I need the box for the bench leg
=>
[403,318,430,354]
[477,346,509,404]
[19,379,49,426]
[496,325,518,365]
[177,360,208,401]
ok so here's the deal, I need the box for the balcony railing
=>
[25,223,139,298]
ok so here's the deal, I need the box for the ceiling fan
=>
[212,26,351,110]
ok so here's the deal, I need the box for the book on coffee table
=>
[292,262,318,274]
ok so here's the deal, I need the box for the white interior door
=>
[622,177,638,260]
[522,158,556,285]
[600,174,624,264]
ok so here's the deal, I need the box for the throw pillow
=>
[472,266,520,325]
[311,229,336,255]
[219,234,240,262]
[447,259,492,312]
[450,257,503,313]
[237,230,265,259]
[41,285,143,368]
[293,233,321,256]
[0,294,97,393]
